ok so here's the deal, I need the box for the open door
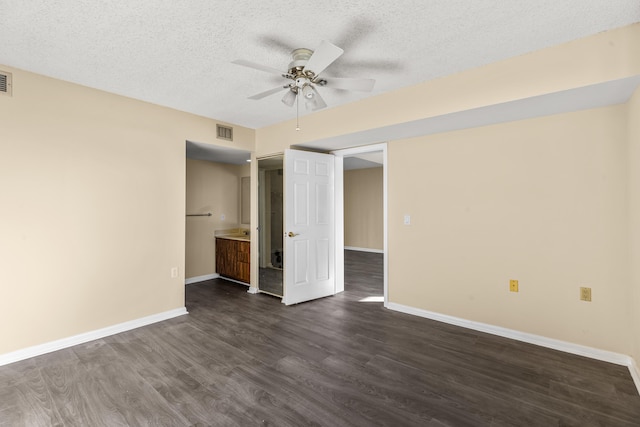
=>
[282,149,335,305]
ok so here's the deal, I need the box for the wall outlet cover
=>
[580,287,592,302]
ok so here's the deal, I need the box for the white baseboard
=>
[185,273,219,285]
[0,307,188,367]
[387,302,640,394]
[247,286,258,294]
[344,246,384,254]
[630,358,640,394]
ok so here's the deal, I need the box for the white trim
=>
[630,358,640,394]
[382,145,388,308]
[185,273,219,285]
[344,246,384,254]
[247,286,259,294]
[387,302,640,392]
[0,307,188,367]
[334,155,345,294]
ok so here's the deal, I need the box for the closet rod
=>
[186,213,212,217]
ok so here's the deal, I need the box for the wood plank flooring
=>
[1,250,639,426]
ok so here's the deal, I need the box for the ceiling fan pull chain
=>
[296,91,300,131]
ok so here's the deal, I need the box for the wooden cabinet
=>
[216,238,250,283]
[237,240,250,283]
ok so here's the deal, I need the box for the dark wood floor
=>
[1,251,639,426]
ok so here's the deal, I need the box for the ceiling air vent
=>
[217,124,233,141]
[0,70,12,97]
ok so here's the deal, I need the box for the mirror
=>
[258,156,284,297]
[240,176,250,226]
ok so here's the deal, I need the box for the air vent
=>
[217,124,233,141]
[0,70,12,97]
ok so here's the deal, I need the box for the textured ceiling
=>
[1,1,639,130]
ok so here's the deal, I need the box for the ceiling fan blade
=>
[232,59,284,76]
[248,86,287,100]
[304,40,344,77]
[282,89,297,107]
[307,86,327,111]
[324,77,375,92]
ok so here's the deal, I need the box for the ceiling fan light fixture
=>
[282,88,297,107]
[305,97,315,111]
[307,86,327,111]
[302,84,314,99]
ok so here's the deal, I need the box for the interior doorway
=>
[184,140,251,285]
[333,143,388,305]
[254,145,386,305]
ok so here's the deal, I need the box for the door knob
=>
[288,232,298,238]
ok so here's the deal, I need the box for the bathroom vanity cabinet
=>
[215,237,250,283]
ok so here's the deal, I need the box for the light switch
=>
[403,214,411,225]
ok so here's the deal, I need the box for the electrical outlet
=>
[580,287,592,302]
[509,279,519,292]
[171,267,178,278]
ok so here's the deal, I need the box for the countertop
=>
[214,228,250,242]
[216,234,250,242]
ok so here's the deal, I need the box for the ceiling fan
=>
[232,40,375,112]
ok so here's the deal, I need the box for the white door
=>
[282,149,335,305]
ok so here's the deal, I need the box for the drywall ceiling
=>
[343,152,384,170]
[300,75,640,152]
[1,1,639,130]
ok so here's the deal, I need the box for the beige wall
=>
[388,105,631,353]
[344,168,383,250]
[629,86,640,363]
[0,65,254,356]
[185,159,249,279]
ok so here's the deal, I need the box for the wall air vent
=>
[217,124,233,141]
[0,70,12,97]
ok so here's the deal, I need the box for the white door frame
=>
[332,143,388,307]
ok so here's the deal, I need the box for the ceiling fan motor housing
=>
[288,48,313,70]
